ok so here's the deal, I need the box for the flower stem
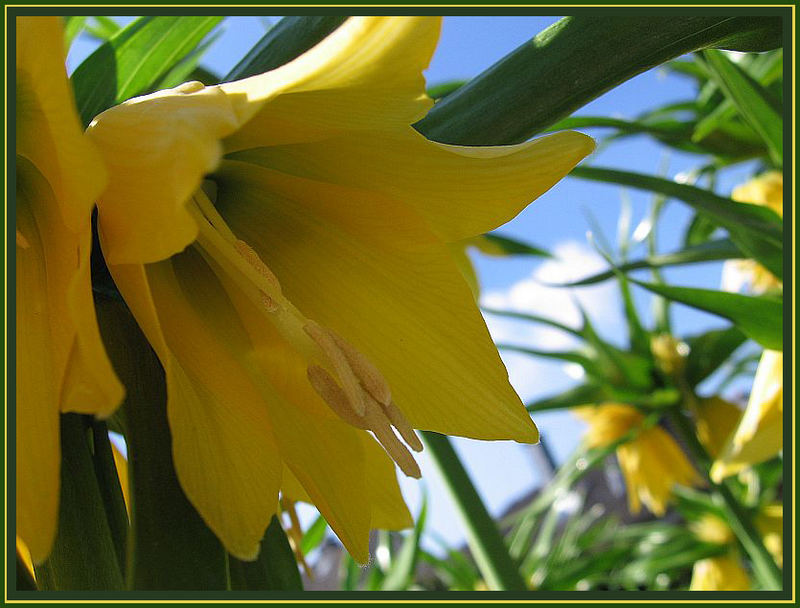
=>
[419,431,528,591]
[667,408,782,590]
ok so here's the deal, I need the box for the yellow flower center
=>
[189,186,422,478]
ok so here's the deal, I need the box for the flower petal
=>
[16,16,107,231]
[711,350,783,481]
[215,161,538,443]
[226,128,594,242]
[221,17,441,149]
[88,83,240,265]
[107,249,283,560]
[361,434,413,531]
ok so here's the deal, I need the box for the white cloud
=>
[480,240,624,402]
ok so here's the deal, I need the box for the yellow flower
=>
[690,555,750,591]
[756,502,783,568]
[86,17,594,562]
[15,16,124,563]
[690,513,735,545]
[711,350,782,482]
[694,396,742,459]
[575,404,699,515]
[721,172,783,294]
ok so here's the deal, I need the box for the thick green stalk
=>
[667,409,783,589]
[419,431,528,591]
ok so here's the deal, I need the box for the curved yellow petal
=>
[215,161,538,443]
[16,16,107,231]
[222,17,441,148]
[690,555,751,591]
[694,396,742,459]
[227,128,594,243]
[361,434,413,531]
[108,249,282,560]
[88,83,240,265]
[711,350,783,481]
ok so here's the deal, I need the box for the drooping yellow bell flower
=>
[694,396,742,459]
[575,404,699,515]
[756,502,783,568]
[711,350,782,482]
[87,16,594,562]
[690,555,751,591]
[722,172,783,294]
[15,16,124,563]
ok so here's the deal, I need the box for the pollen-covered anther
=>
[234,240,282,293]
[363,394,421,478]
[307,365,367,429]
[327,330,393,406]
[303,322,366,416]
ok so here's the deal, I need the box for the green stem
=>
[667,409,782,590]
[419,431,528,591]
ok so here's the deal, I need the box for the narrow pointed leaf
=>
[684,326,747,387]
[702,49,783,166]
[63,16,87,48]
[553,238,744,286]
[381,500,427,590]
[571,165,782,279]
[416,16,781,144]
[152,30,223,90]
[225,16,347,81]
[34,415,124,591]
[299,515,328,556]
[228,516,303,591]
[480,233,552,258]
[481,307,584,338]
[72,16,223,126]
[629,278,782,350]
[526,383,606,413]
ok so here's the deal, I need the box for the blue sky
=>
[69,16,762,555]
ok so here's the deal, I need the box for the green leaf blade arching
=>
[629,279,782,350]
[416,16,782,145]
[570,165,783,280]
[684,326,748,387]
[702,49,783,166]
[71,16,222,126]
[225,16,347,81]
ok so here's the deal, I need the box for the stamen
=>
[382,401,423,452]
[16,230,30,249]
[303,322,366,416]
[327,331,392,406]
[306,365,367,429]
[234,240,282,294]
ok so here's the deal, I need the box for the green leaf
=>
[416,16,782,144]
[420,431,527,591]
[552,238,744,287]
[629,278,782,350]
[71,16,223,126]
[34,415,124,591]
[96,299,227,590]
[381,499,427,590]
[475,232,552,258]
[427,79,467,100]
[525,383,607,412]
[228,516,303,591]
[684,212,720,247]
[299,514,328,556]
[570,165,783,280]
[151,30,223,90]
[225,16,347,81]
[684,326,747,387]
[63,16,87,49]
[702,49,783,166]
[85,16,122,40]
[497,344,600,377]
[90,420,129,574]
[481,307,583,339]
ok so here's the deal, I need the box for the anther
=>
[306,366,367,429]
[303,322,366,416]
[234,240,282,293]
[382,401,423,452]
[327,331,392,406]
